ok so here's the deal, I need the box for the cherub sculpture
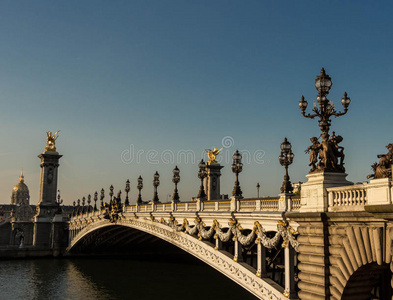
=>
[305,137,320,172]
[204,147,223,164]
[329,132,345,170]
[45,130,60,152]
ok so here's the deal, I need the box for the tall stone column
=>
[33,132,63,248]
[36,152,62,216]
[204,163,223,201]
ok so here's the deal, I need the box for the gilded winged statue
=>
[45,130,60,152]
[204,147,223,164]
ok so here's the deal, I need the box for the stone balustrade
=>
[327,183,368,211]
[71,196,302,218]
[323,178,393,211]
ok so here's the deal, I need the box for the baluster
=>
[215,235,222,250]
[256,240,267,278]
[284,243,296,298]
[233,236,243,262]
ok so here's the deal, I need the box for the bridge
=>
[68,197,301,299]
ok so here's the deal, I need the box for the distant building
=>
[11,170,30,205]
[292,182,302,195]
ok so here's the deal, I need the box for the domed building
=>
[10,170,30,205]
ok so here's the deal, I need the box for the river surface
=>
[0,256,258,300]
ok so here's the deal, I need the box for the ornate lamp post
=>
[82,196,86,214]
[257,182,260,199]
[152,171,160,203]
[197,159,207,199]
[94,191,98,211]
[125,179,130,206]
[231,150,243,198]
[172,166,180,202]
[279,138,294,193]
[137,176,143,204]
[72,201,76,216]
[87,194,91,213]
[100,188,105,209]
[77,199,81,215]
[109,185,114,202]
[299,68,351,172]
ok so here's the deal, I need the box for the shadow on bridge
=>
[69,225,188,256]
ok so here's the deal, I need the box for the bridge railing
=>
[70,196,303,221]
[327,184,368,211]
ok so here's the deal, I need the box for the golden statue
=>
[45,130,60,152]
[204,147,223,164]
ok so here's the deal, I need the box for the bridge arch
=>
[68,217,291,300]
[329,226,393,300]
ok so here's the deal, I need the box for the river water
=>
[0,256,258,300]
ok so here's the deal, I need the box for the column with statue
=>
[204,147,224,201]
[33,131,65,250]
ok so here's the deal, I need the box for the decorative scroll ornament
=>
[368,143,393,179]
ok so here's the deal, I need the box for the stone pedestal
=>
[300,171,352,212]
[230,196,241,211]
[367,178,392,205]
[33,217,52,248]
[278,193,295,212]
[204,163,223,201]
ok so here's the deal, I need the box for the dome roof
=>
[11,170,30,205]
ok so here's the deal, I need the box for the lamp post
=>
[279,138,294,193]
[197,159,207,199]
[172,166,180,202]
[125,179,130,206]
[77,199,80,215]
[82,196,86,214]
[100,188,105,209]
[299,68,351,172]
[257,182,260,199]
[87,194,91,213]
[72,201,76,217]
[137,176,143,204]
[109,185,114,202]
[231,150,243,198]
[94,191,98,211]
[152,172,160,203]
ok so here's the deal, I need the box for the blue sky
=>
[0,1,392,205]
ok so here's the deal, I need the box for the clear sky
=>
[1,1,392,205]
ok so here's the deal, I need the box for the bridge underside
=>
[69,225,185,256]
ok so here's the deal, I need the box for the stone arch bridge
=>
[68,190,393,300]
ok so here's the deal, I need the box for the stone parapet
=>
[367,178,392,205]
[300,171,352,212]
